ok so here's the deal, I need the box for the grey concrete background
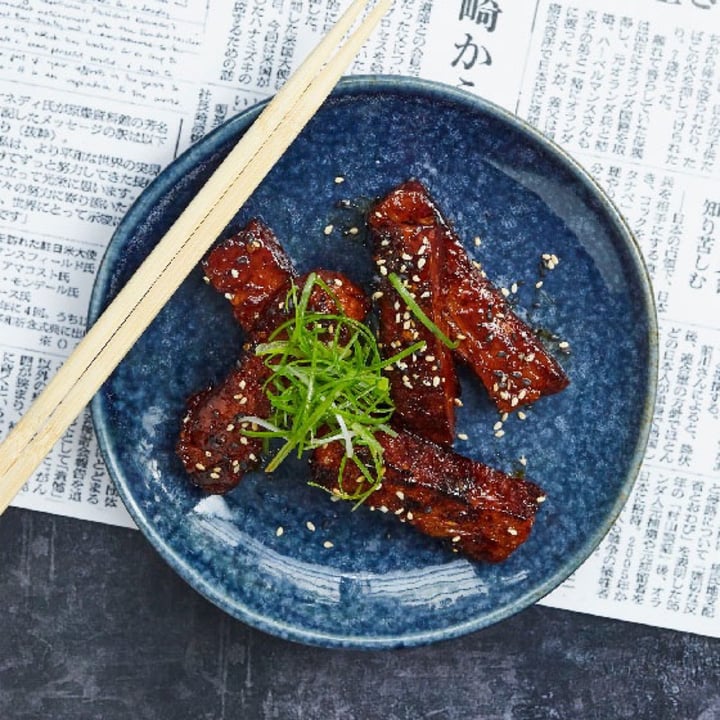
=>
[1,507,718,720]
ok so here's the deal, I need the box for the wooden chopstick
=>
[0,0,393,514]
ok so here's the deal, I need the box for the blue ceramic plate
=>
[90,76,657,648]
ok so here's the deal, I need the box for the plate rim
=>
[90,74,659,648]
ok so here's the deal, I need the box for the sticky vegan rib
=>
[369,180,569,414]
[311,430,545,563]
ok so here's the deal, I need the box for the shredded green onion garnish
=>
[240,273,425,506]
[387,272,459,349]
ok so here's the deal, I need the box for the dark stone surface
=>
[1,507,718,720]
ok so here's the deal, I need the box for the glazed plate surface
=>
[90,76,657,648]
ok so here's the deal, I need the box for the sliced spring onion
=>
[240,273,425,504]
[387,272,459,349]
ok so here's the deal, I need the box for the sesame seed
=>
[457,432,469,441]
[507,527,518,536]
[432,376,441,387]
[501,287,510,297]
[417,257,427,270]
[518,411,527,421]
[195,463,206,471]
[324,224,334,235]
[519,455,528,466]
[209,472,220,480]
[347,227,359,236]
[536,495,547,504]
[379,265,388,276]
[230,268,239,279]
[493,421,503,431]
[276,526,284,537]
[224,292,234,301]
[323,541,334,549]
[452,535,461,543]
[396,490,405,500]
[406,512,414,521]
[334,176,345,184]
[202,275,210,284]
[495,429,506,438]
[226,424,235,432]
[306,521,316,532]
[474,236,482,247]
[535,280,544,289]
[240,436,248,445]
[542,253,560,270]
[558,341,570,349]
[379,506,389,513]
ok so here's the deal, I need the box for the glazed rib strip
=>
[370,191,459,445]
[369,180,569,414]
[201,218,296,333]
[311,430,545,562]
[177,353,272,493]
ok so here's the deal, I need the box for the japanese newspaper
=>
[0,0,718,638]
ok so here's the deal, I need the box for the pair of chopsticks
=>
[0,0,393,514]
